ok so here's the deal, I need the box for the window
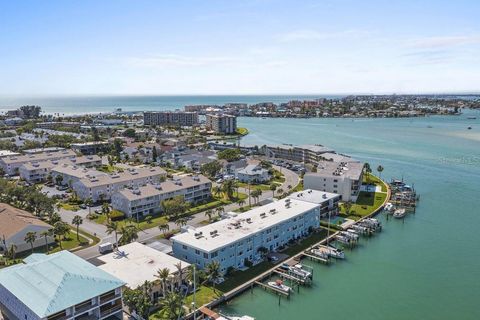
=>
[182,245,187,250]
[203,253,208,259]
[195,249,200,255]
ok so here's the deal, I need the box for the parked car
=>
[79,204,87,209]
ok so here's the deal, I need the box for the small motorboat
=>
[326,246,345,259]
[393,208,407,219]
[384,202,394,212]
[467,116,477,119]
[290,264,312,278]
[268,279,291,293]
[335,234,351,245]
[468,126,472,130]
[340,231,359,241]
[311,248,330,259]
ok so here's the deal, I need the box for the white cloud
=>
[125,54,236,68]
[408,35,480,49]
[276,29,370,42]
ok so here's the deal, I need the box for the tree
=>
[364,163,372,181]
[123,283,153,320]
[6,244,17,261]
[102,203,111,222]
[277,188,284,197]
[257,246,269,259]
[237,199,246,207]
[204,260,222,292]
[53,221,70,249]
[270,183,277,198]
[158,292,185,320]
[40,230,51,254]
[123,128,136,138]
[212,186,222,198]
[24,231,37,253]
[204,209,214,222]
[174,262,184,289]
[156,267,171,297]
[343,201,353,216]
[85,197,93,215]
[158,223,170,236]
[152,146,158,162]
[377,165,384,179]
[106,221,120,247]
[161,196,189,220]
[119,224,139,245]
[55,175,63,186]
[217,148,242,162]
[72,215,83,241]
[19,105,42,119]
[174,218,187,229]
[201,160,222,178]
[221,180,236,200]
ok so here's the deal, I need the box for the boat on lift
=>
[267,279,292,293]
[393,208,407,219]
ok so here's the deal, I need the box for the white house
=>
[236,164,270,184]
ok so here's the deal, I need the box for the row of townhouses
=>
[0,150,77,176]
[111,175,212,219]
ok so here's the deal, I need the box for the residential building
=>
[236,164,269,184]
[97,242,190,301]
[304,161,364,202]
[23,147,66,154]
[71,141,110,155]
[0,251,125,320]
[143,111,198,127]
[205,114,237,134]
[111,175,212,218]
[51,163,106,187]
[19,156,101,184]
[0,150,76,176]
[262,144,334,164]
[0,150,20,158]
[0,203,54,253]
[288,189,341,218]
[72,167,167,202]
[172,198,321,273]
[36,122,80,130]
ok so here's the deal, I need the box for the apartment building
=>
[143,111,198,127]
[288,189,341,218]
[72,167,167,202]
[262,144,334,164]
[236,164,269,184]
[0,251,125,320]
[304,161,364,202]
[19,155,102,184]
[50,163,106,187]
[172,197,321,273]
[111,175,212,219]
[205,114,237,134]
[0,150,77,176]
[71,141,110,155]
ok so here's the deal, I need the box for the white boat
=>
[467,116,477,119]
[335,234,351,245]
[350,224,369,234]
[340,231,359,241]
[393,208,407,219]
[311,248,330,259]
[325,246,345,259]
[290,264,312,278]
[384,202,394,212]
[268,280,291,293]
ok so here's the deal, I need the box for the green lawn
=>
[339,174,388,217]
[184,285,221,307]
[236,182,272,191]
[58,203,80,211]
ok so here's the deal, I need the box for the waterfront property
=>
[0,150,76,176]
[111,175,212,218]
[0,251,125,320]
[72,167,167,202]
[236,164,270,184]
[97,242,190,301]
[304,161,364,202]
[172,197,322,273]
[143,111,199,127]
[50,163,106,187]
[288,189,341,218]
[206,114,237,134]
[262,144,334,164]
[71,141,110,155]
[0,203,54,253]
[19,155,102,184]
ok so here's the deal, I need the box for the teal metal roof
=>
[0,251,125,318]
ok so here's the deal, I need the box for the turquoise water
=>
[0,95,341,115]
[218,110,480,319]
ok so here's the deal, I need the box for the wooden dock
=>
[272,269,308,284]
[302,252,329,264]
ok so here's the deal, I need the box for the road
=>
[72,165,300,260]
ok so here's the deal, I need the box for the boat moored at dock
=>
[267,279,292,293]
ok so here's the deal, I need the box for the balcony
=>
[99,291,119,305]
[99,300,122,318]
[47,311,68,320]
[74,300,97,315]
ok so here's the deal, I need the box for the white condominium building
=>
[172,196,324,273]
[19,155,101,183]
[0,150,76,176]
[111,175,212,219]
[72,167,167,202]
[263,144,334,164]
[205,114,237,134]
[304,161,364,202]
[143,111,199,127]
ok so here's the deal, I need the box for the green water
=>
[219,110,480,319]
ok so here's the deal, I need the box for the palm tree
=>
[204,209,214,222]
[106,221,119,248]
[174,262,184,289]
[377,165,384,179]
[277,188,284,197]
[175,218,187,229]
[7,244,17,261]
[158,223,170,236]
[270,183,277,198]
[102,203,111,222]
[343,201,353,216]
[215,206,224,218]
[205,260,222,293]
[212,186,222,198]
[24,231,37,253]
[158,292,185,320]
[155,267,171,297]
[72,215,83,241]
[53,221,70,249]
[84,197,93,215]
[221,180,236,200]
[237,198,245,207]
[40,230,51,254]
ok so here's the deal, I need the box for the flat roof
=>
[172,198,319,252]
[77,166,166,187]
[307,161,364,180]
[0,150,20,157]
[288,189,340,204]
[97,242,190,289]
[20,155,101,171]
[1,150,76,164]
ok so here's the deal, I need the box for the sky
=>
[0,0,479,96]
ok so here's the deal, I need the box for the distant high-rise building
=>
[143,111,198,126]
[205,114,237,134]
